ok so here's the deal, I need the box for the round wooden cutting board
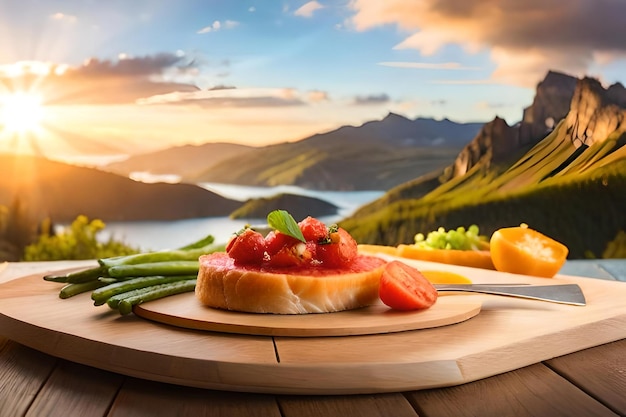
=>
[134,293,482,337]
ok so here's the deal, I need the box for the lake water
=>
[98,183,385,251]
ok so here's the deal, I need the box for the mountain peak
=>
[381,112,410,123]
[565,76,626,146]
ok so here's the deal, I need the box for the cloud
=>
[308,90,329,102]
[295,1,325,18]
[378,62,480,70]
[73,53,186,77]
[353,93,390,105]
[49,12,78,23]
[349,0,626,86]
[431,79,504,85]
[137,87,308,108]
[475,100,508,111]
[0,53,199,105]
[197,20,239,34]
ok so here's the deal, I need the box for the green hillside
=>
[340,122,626,259]
[187,115,482,191]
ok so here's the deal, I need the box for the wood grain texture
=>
[0,338,625,417]
[0,337,57,417]
[109,378,281,417]
[278,393,419,417]
[406,364,619,417]
[135,292,481,337]
[1,258,626,395]
[546,339,626,416]
[26,360,123,417]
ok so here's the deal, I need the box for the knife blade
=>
[433,284,586,306]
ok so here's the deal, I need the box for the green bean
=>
[106,261,199,278]
[43,233,222,311]
[44,265,108,283]
[116,279,197,315]
[59,280,109,299]
[176,234,216,250]
[98,236,221,268]
[92,275,196,306]
[107,288,148,310]
[98,247,203,268]
[105,282,184,309]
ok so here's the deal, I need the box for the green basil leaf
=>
[267,210,305,242]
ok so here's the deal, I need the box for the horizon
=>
[1,1,625,164]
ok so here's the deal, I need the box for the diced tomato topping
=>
[225,228,266,264]
[316,227,358,268]
[379,261,438,310]
[265,230,300,255]
[268,241,317,267]
[298,216,329,241]
[225,215,364,270]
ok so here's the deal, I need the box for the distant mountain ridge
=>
[0,154,242,223]
[0,111,483,226]
[184,115,484,190]
[341,71,626,258]
[103,142,254,179]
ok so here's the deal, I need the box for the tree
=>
[0,198,38,261]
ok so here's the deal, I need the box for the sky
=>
[0,0,625,165]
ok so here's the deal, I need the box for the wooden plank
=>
[406,363,619,417]
[277,393,419,417]
[26,360,124,417]
[108,378,281,417]
[546,339,626,415]
[0,337,57,417]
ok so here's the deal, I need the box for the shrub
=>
[23,215,138,261]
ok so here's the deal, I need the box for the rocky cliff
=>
[565,77,626,148]
[443,71,578,181]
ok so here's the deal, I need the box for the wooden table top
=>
[1,259,625,417]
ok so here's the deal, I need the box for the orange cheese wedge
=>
[396,244,495,270]
[420,270,472,284]
[357,244,399,256]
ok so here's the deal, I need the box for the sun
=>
[0,92,45,135]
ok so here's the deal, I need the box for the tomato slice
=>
[379,261,438,310]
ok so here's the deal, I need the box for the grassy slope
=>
[341,123,626,259]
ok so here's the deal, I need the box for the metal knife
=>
[433,284,586,306]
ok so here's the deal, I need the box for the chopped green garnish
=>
[318,224,339,245]
[267,210,306,242]
[414,225,488,251]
